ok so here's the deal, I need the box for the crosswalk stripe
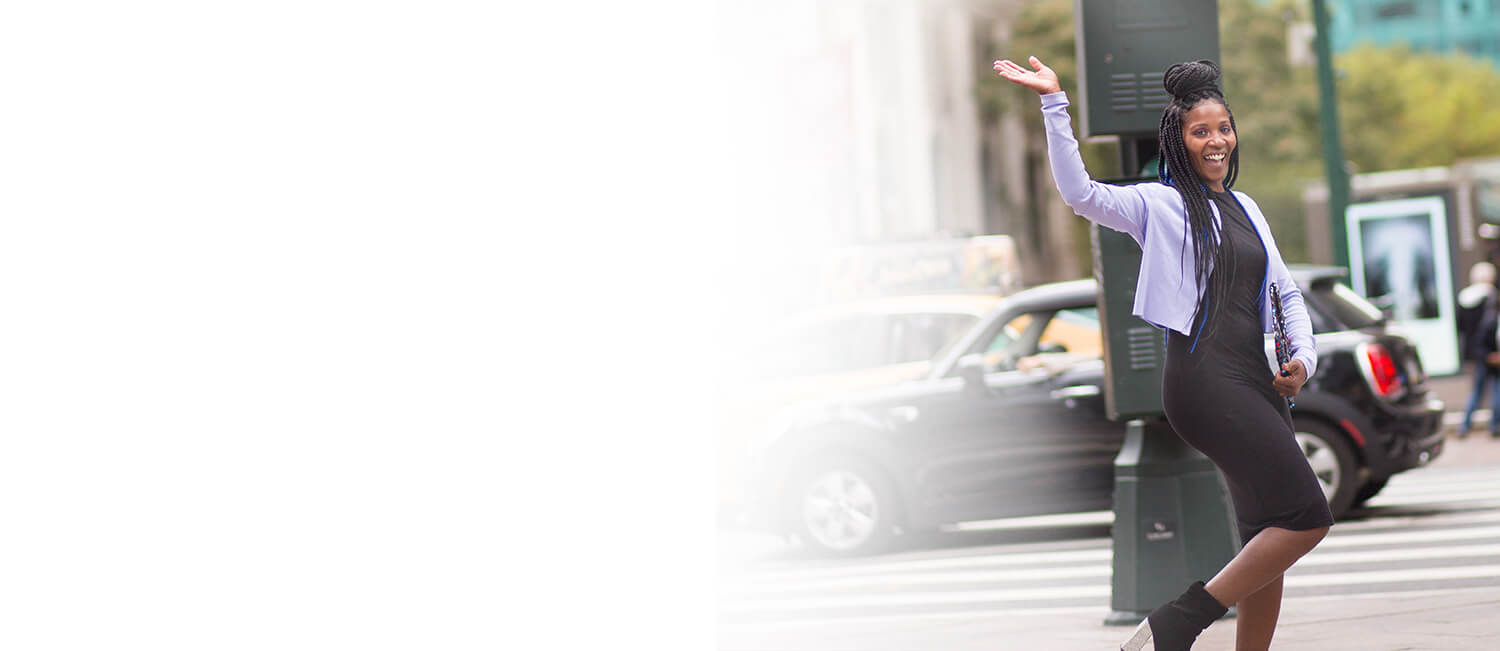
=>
[1332,508,1500,531]
[1319,524,1500,548]
[727,563,1500,615]
[736,516,1500,583]
[719,604,1104,630]
[1366,491,1500,507]
[1286,563,1500,586]
[722,584,1110,613]
[1299,542,1500,566]
[731,545,1500,600]
[721,583,1500,632]
[1383,471,1500,487]
[736,547,1111,582]
[728,543,1500,597]
[1386,468,1500,483]
[922,488,1500,538]
[1338,507,1500,525]
[1374,475,1500,493]
[1370,486,1500,502]
[944,510,1113,532]
[727,564,1111,595]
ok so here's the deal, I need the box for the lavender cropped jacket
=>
[1040,91,1317,376]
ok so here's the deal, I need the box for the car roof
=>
[997,278,1098,312]
[777,293,1008,328]
[1288,265,1349,286]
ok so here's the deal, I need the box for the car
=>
[737,268,1445,556]
[718,293,1100,527]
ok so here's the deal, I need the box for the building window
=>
[1377,1,1416,18]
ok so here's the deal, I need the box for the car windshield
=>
[1303,281,1385,333]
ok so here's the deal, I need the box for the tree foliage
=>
[1335,44,1500,173]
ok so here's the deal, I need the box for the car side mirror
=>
[957,353,988,388]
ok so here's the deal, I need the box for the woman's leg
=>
[1234,574,1284,651]
[1203,526,1327,611]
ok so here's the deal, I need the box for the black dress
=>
[1160,190,1335,544]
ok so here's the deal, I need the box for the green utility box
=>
[1091,224,1165,421]
[1073,0,1221,138]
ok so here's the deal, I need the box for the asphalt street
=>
[716,369,1500,650]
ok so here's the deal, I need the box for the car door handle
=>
[1050,385,1101,402]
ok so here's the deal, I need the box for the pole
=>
[1312,0,1350,269]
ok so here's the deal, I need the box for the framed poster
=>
[1345,196,1459,375]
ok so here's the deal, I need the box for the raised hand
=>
[993,56,1061,95]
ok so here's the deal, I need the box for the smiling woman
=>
[994,56,1331,651]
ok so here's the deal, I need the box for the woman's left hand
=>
[1273,359,1307,397]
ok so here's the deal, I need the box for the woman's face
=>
[1181,100,1236,192]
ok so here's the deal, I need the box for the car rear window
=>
[1303,281,1385,333]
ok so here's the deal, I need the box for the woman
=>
[993,57,1332,651]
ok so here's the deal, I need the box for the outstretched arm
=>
[993,56,1149,241]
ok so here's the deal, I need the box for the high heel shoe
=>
[1119,581,1227,651]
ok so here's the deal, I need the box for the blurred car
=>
[738,268,1444,556]
[719,293,1104,523]
[743,294,1005,399]
[719,294,1003,525]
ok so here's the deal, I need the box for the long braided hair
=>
[1157,59,1240,338]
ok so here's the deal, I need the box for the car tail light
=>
[1359,343,1404,399]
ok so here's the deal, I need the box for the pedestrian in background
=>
[1458,261,1500,439]
[995,57,1329,651]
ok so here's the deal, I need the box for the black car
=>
[742,268,1445,556]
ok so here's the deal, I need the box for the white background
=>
[0,1,724,649]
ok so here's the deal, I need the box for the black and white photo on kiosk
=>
[1346,195,1460,375]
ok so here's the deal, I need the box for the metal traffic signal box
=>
[1074,0,1222,139]
[1091,222,1165,421]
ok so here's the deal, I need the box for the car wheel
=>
[1352,477,1389,508]
[1292,419,1360,519]
[789,456,901,556]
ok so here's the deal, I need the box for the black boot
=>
[1119,581,1227,651]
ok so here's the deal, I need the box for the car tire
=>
[1292,418,1360,519]
[788,455,902,557]
[1352,477,1390,508]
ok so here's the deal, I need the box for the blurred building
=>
[1328,0,1500,61]
[722,0,1025,247]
